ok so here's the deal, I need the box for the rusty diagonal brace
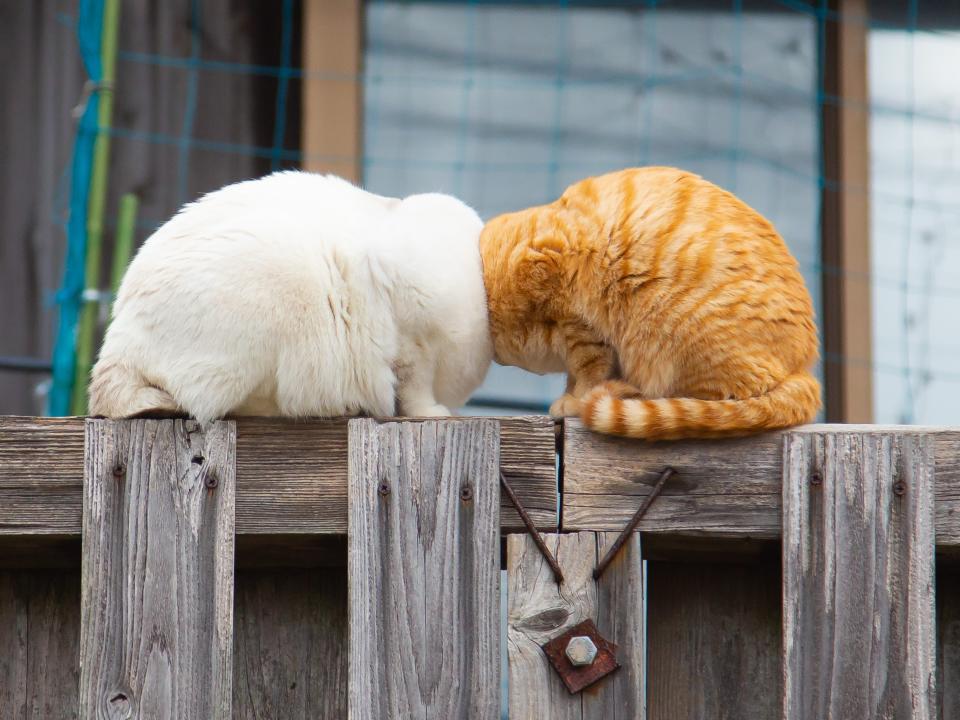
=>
[501,465,676,586]
[500,470,565,585]
[593,466,676,580]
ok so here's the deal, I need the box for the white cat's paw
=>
[405,403,451,417]
[549,393,582,419]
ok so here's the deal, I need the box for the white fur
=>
[89,171,493,424]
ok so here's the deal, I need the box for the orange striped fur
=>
[479,167,821,440]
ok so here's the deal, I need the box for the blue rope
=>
[48,0,105,416]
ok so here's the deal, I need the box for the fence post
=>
[782,431,936,719]
[80,419,236,719]
[507,531,645,719]
[348,418,501,720]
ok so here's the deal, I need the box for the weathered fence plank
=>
[80,419,236,719]
[507,531,645,719]
[0,571,81,719]
[348,418,500,720]
[782,431,936,719]
[0,415,555,538]
[562,420,960,545]
[646,561,781,720]
[233,569,347,719]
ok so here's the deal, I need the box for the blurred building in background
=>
[0,0,958,423]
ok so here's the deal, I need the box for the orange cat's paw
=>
[549,393,582,419]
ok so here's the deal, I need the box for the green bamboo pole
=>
[70,0,121,416]
[110,193,138,298]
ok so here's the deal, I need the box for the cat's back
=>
[147,171,391,254]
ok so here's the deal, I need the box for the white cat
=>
[89,171,493,424]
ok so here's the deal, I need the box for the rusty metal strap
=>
[501,465,676,585]
[500,470,565,584]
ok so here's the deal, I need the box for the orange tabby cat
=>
[480,167,820,440]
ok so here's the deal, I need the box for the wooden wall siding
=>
[233,569,348,719]
[646,561,781,720]
[0,2,85,416]
[348,419,501,720]
[0,1,284,416]
[507,532,645,719]
[80,419,236,719]
[0,415,556,540]
[562,420,960,545]
[0,571,81,720]
[782,431,936,719]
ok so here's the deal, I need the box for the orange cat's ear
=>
[530,233,568,257]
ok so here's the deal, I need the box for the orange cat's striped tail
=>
[580,373,821,441]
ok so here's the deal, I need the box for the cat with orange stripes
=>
[480,167,820,440]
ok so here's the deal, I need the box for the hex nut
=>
[565,636,598,667]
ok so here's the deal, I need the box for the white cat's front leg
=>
[396,361,451,417]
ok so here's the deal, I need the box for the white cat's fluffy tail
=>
[88,356,180,418]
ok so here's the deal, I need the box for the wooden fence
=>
[0,415,957,719]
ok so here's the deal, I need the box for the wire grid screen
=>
[363,0,821,413]
[55,0,960,422]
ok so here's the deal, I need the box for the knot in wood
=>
[106,690,132,719]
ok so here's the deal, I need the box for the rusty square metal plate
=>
[541,618,620,694]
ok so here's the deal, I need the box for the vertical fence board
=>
[348,419,500,720]
[646,561,781,720]
[508,532,597,720]
[233,569,347,719]
[585,533,645,719]
[783,431,936,719]
[80,419,235,720]
[0,571,81,719]
[507,531,645,719]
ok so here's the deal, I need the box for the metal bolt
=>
[565,636,598,667]
[378,482,390,497]
[894,481,906,496]
[204,471,218,489]
[112,464,125,478]
[810,471,822,486]
[460,485,473,502]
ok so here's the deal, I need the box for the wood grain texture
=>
[508,532,597,720]
[80,419,236,720]
[348,419,501,720]
[507,531,644,719]
[646,561,781,720]
[938,566,960,720]
[782,431,936,719]
[233,569,347,719]
[0,417,85,534]
[0,415,555,539]
[562,420,960,545]
[0,571,81,719]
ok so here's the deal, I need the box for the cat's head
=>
[479,207,568,372]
